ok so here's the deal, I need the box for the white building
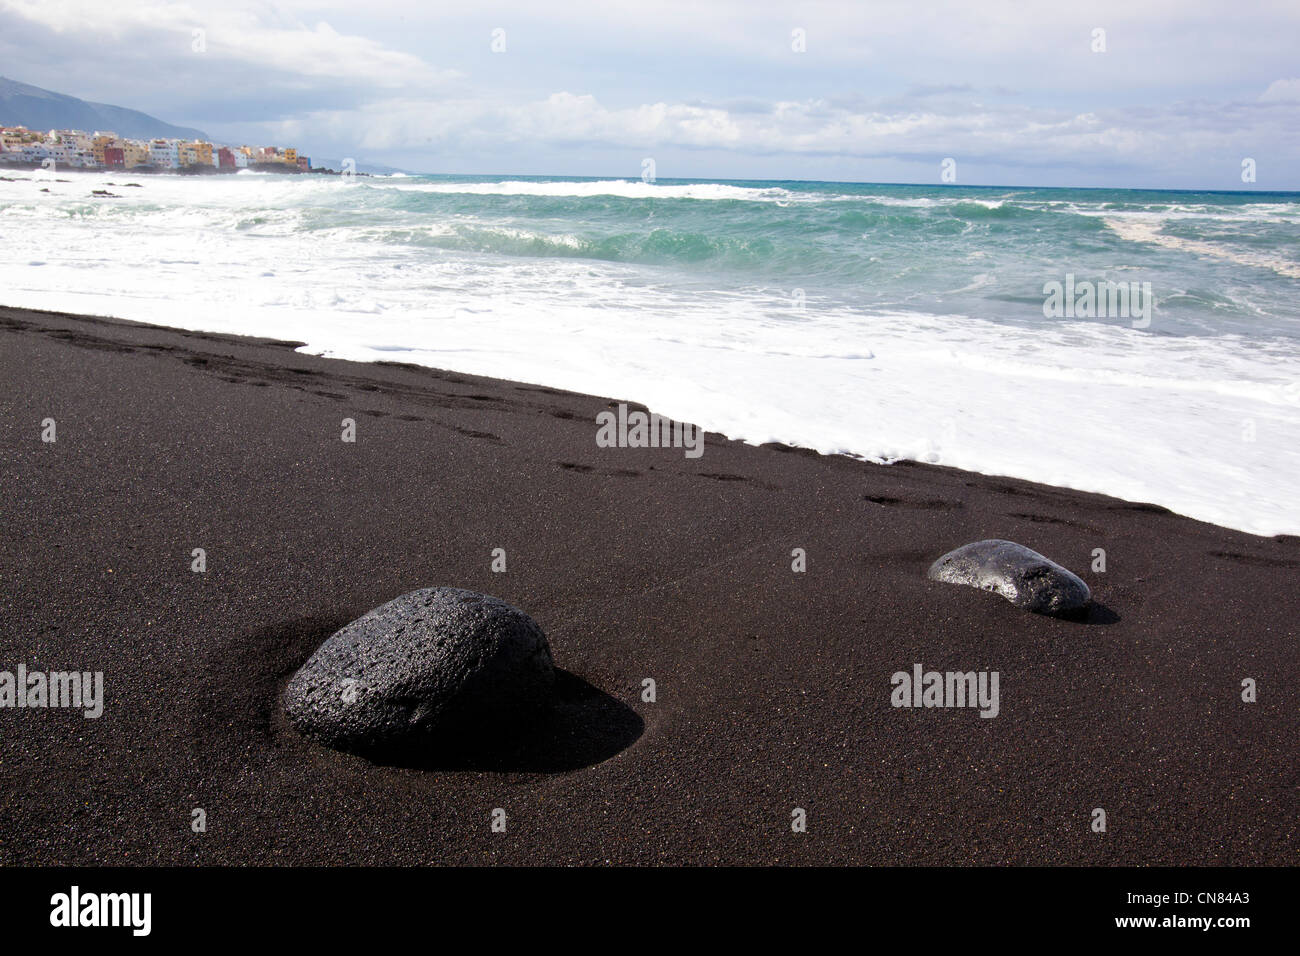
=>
[49,143,96,167]
[18,143,53,164]
[149,139,180,168]
[50,129,93,150]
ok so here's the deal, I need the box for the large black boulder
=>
[927,539,1091,616]
[284,587,555,755]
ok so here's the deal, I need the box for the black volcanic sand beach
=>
[1,305,1296,865]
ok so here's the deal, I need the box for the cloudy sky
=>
[2,0,1297,187]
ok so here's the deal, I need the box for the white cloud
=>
[3,0,1298,184]
[1260,78,1300,102]
[0,0,452,89]
[244,88,1300,177]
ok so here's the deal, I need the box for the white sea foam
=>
[2,171,1298,536]
[1105,216,1300,279]
[395,178,799,202]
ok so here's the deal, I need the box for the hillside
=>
[0,76,208,140]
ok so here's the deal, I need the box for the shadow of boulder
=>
[1057,600,1121,625]
[337,669,644,773]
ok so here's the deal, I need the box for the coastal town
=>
[0,125,314,173]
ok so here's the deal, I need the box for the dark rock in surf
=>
[927,539,1091,616]
[284,587,555,755]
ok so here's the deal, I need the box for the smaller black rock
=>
[928,539,1091,616]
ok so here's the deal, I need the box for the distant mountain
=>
[0,76,208,141]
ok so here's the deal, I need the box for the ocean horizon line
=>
[315,169,1300,196]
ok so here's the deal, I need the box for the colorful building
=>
[0,125,306,173]
[177,140,214,167]
[1,126,40,149]
[121,140,150,168]
[92,133,118,165]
